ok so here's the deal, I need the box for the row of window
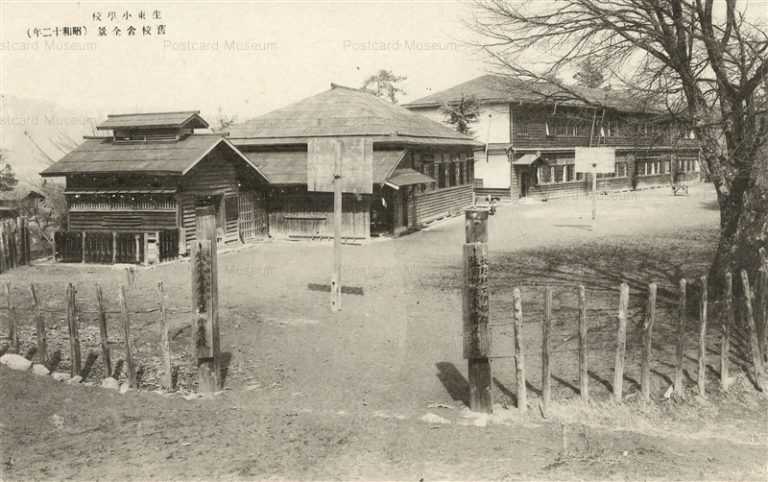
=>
[535,158,699,185]
[418,160,474,192]
[517,116,696,140]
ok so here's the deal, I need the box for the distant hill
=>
[0,94,102,188]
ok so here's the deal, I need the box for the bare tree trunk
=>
[710,173,768,294]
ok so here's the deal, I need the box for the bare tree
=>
[469,0,768,287]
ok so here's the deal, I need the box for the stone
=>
[101,377,120,390]
[119,383,132,394]
[31,364,50,376]
[66,375,83,384]
[0,354,32,371]
[419,412,451,425]
[51,372,70,382]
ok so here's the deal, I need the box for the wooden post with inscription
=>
[463,208,492,413]
[192,206,221,393]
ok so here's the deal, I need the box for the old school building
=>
[403,75,702,200]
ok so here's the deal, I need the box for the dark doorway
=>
[400,188,409,227]
[520,170,530,197]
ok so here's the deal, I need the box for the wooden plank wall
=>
[69,211,177,232]
[268,190,370,239]
[415,184,473,223]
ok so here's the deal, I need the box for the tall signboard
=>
[307,137,374,312]
[574,147,616,225]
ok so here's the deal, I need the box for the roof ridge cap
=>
[106,110,201,117]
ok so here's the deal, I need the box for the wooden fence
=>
[0,217,32,273]
[54,230,179,264]
[467,265,768,414]
[0,278,191,391]
[463,209,768,413]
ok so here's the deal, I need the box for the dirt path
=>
[2,184,767,480]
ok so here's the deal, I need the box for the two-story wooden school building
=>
[404,75,701,200]
[41,111,270,263]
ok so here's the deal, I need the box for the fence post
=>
[721,272,733,390]
[0,223,6,273]
[641,283,657,401]
[118,286,137,388]
[192,205,221,393]
[674,279,687,395]
[512,287,527,412]
[740,270,764,391]
[112,232,117,264]
[95,284,112,378]
[541,286,552,414]
[613,283,629,402]
[66,283,81,377]
[4,283,18,353]
[463,208,491,413]
[578,285,589,401]
[698,275,708,396]
[29,284,47,367]
[158,281,172,391]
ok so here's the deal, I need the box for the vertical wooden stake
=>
[29,284,47,367]
[578,285,589,401]
[330,163,343,312]
[740,270,764,391]
[158,281,173,392]
[674,278,687,395]
[613,283,629,402]
[4,282,17,353]
[66,283,82,377]
[81,231,86,263]
[541,286,552,413]
[95,284,112,378]
[641,283,657,401]
[463,208,491,413]
[721,272,733,390]
[512,287,527,412]
[118,286,136,388]
[698,275,708,396]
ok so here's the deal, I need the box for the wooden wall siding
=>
[67,174,180,190]
[180,195,197,246]
[180,144,240,195]
[268,191,370,239]
[69,211,177,232]
[476,187,513,200]
[512,106,674,149]
[415,184,473,223]
[635,174,673,189]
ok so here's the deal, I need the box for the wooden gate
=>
[238,191,268,240]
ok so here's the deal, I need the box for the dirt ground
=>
[1,183,767,481]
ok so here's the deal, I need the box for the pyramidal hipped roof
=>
[229,84,480,146]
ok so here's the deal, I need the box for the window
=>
[538,166,552,184]
[517,121,529,137]
[467,160,474,184]
[225,196,238,222]
[616,162,627,177]
[566,165,575,182]
[448,162,457,187]
[553,165,564,183]
[437,162,446,188]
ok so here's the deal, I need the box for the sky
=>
[0,0,488,123]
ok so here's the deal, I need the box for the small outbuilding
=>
[229,84,482,239]
[41,111,269,263]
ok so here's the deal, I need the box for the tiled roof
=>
[229,84,480,146]
[97,111,209,130]
[403,75,661,114]
[243,149,406,185]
